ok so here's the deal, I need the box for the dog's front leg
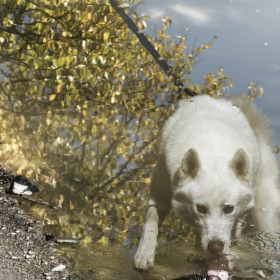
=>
[134,205,159,270]
[134,153,172,270]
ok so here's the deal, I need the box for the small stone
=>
[51,263,66,272]
[9,175,40,195]
[256,269,266,277]
[56,238,79,245]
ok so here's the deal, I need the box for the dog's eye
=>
[224,205,234,214]
[196,204,207,214]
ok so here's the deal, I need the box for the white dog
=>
[134,94,280,270]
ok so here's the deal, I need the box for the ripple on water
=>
[230,232,280,279]
[243,267,274,278]
[251,232,279,253]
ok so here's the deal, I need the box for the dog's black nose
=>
[207,240,224,255]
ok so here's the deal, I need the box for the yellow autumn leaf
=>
[46,119,51,126]
[49,94,56,101]
[87,12,93,20]
[103,31,110,42]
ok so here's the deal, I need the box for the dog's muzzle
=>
[207,240,224,255]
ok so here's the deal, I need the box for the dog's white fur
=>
[134,94,280,270]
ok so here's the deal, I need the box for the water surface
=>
[0,0,279,279]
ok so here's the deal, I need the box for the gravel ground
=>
[0,165,70,280]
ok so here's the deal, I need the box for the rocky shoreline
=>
[0,165,70,280]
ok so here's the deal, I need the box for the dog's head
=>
[171,148,255,255]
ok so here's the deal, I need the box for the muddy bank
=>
[0,165,70,280]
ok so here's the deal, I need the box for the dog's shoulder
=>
[226,95,273,146]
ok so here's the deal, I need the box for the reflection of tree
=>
[0,0,240,244]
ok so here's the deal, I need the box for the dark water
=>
[0,0,279,279]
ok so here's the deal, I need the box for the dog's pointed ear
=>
[180,148,200,179]
[230,149,250,182]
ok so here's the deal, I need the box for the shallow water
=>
[0,0,280,279]
[57,232,280,279]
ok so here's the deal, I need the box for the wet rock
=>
[44,233,56,241]
[51,263,67,272]
[9,175,40,195]
[44,233,79,245]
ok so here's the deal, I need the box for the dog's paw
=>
[133,245,155,270]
